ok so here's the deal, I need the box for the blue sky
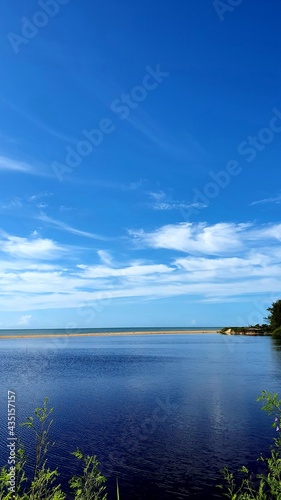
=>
[0,0,281,328]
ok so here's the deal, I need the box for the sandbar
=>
[0,330,219,340]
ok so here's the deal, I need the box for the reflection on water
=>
[272,337,281,354]
[0,334,280,499]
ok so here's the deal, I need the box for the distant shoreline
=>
[0,330,219,340]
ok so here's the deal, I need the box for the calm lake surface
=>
[1,334,281,499]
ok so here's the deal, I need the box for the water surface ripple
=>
[1,334,281,499]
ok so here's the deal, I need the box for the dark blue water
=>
[0,334,281,499]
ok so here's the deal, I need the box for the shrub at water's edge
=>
[217,391,281,499]
[0,398,110,500]
[219,325,270,336]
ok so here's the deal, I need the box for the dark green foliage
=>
[252,323,271,333]
[266,300,281,332]
[272,326,281,338]
[69,449,107,500]
[0,399,108,500]
[21,398,63,500]
[0,398,64,500]
[217,391,281,499]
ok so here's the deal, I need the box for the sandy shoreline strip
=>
[0,330,219,340]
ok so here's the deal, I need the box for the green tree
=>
[266,299,281,332]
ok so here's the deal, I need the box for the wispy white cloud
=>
[1,193,53,212]
[174,252,279,281]
[126,110,206,164]
[17,314,32,326]
[59,205,73,213]
[28,192,53,202]
[0,96,77,145]
[78,263,173,279]
[0,155,35,174]
[250,194,281,206]
[0,155,50,177]
[81,179,145,192]
[147,190,207,211]
[248,224,281,241]
[129,222,247,254]
[0,232,65,260]
[129,222,281,255]
[0,222,281,313]
[152,201,207,211]
[97,250,113,266]
[37,214,109,241]
[148,191,166,201]
[1,198,22,210]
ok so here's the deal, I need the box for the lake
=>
[1,333,281,499]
